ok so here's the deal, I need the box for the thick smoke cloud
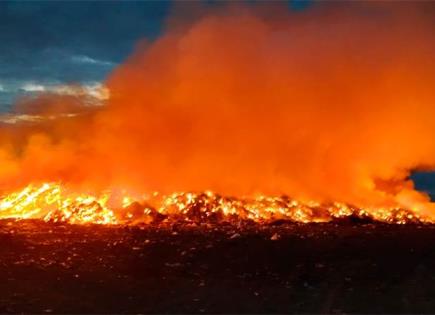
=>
[1,3,435,216]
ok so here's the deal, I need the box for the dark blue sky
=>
[0,1,171,110]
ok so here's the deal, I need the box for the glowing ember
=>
[0,183,429,225]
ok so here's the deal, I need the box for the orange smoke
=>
[1,3,435,217]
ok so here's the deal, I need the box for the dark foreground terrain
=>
[1,219,435,313]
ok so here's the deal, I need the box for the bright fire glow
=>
[0,183,429,225]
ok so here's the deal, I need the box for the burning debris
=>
[0,183,427,225]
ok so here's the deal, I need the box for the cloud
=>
[0,113,77,124]
[19,82,109,101]
[48,83,109,101]
[20,83,46,92]
[71,55,114,67]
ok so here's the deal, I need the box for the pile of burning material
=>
[0,183,426,226]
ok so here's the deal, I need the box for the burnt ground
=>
[1,220,435,313]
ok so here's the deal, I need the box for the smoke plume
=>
[1,3,435,215]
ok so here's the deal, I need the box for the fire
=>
[0,183,117,224]
[0,183,429,225]
[0,3,434,224]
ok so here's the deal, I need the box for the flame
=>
[0,183,429,225]
[0,183,116,224]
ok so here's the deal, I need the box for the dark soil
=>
[1,219,435,314]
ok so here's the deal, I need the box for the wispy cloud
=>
[51,83,110,101]
[19,82,110,101]
[21,83,46,92]
[0,113,79,124]
[71,55,114,67]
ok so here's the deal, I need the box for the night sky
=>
[0,1,170,110]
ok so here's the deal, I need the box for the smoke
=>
[1,2,435,215]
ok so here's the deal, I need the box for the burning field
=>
[0,1,435,313]
[1,2,435,223]
[1,2,435,225]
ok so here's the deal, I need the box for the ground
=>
[0,219,435,313]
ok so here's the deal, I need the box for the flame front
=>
[0,183,428,225]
